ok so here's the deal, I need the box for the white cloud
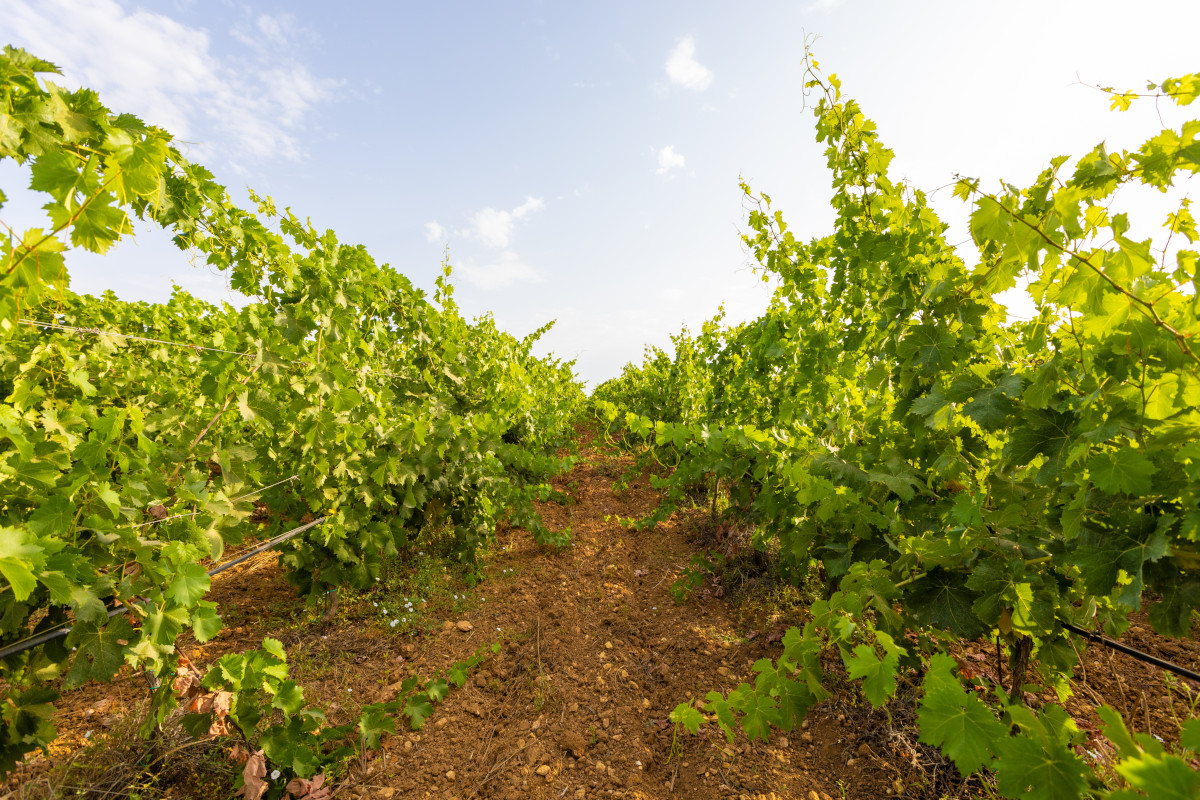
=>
[0,0,338,163]
[467,196,544,248]
[460,251,540,290]
[666,37,713,91]
[512,196,545,218]
[425,221,446,243]
[656,145,686,174]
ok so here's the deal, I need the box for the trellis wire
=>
[0,517,325,661]
[130,475,299,530]
[19,317,406,380]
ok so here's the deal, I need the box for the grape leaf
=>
[404,694,433,730]
[916,653,1005,776]
[994,733,1089,800]
[1090,448,1156,496]
[63,615,134,688]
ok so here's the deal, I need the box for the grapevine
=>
[600,53,1200,798]
[0,44,583,788]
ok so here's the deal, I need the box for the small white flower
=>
[390,619,399,627]
[373,602,378,607]
[270,769,281,780]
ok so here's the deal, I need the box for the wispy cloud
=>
[665,37,713,91]
[460,251,540,290]
[656,145,686,175]
[0,0,338,163]
[425,221,447,243]
[466,196,545,248]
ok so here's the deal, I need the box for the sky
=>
[1,0,1198,386]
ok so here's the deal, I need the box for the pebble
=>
[800,732,813,744]
[536,765,551,776]
[456,620,473,632]
[445,770,456,780]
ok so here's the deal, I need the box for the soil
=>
[6,425,1200,799]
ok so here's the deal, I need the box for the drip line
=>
[1060,620,1200,684]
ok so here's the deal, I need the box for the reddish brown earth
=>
[6,427,1200,799]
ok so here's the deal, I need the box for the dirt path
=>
[11,425,1200,799]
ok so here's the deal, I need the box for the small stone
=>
[456,620,474,632]
[574,790,586,799]
[442,620,455,633]
[605,641,613,650]
[807,792,820,800]
[594,760,606,772]
[846,757,857,767]
[640,698,650,710]
[536,764,551,776]
[379,790,396,799]
[777,737,790,749]
[800,731,813,744]
[436,718,449,728]
[445,770,456,780]
[403,740,413,752]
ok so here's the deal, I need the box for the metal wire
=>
[130,475,298,530]
[18,318,255,358]
[0,517,325,661]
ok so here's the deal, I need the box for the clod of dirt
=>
[455,620,473,632]
[558,731,587,758]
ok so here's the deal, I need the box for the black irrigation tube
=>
[1060,619,1200,684]
[0,517,325,662]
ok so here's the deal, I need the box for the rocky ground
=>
[6,425,1199,799]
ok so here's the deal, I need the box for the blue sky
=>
[1,0,1198,385]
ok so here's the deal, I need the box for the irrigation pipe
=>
[1060,620,1200,684]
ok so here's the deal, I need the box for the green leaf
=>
[358,705,396,749]
[704,691,738,744]
[63,615,134,688]
[1090,448,1156,495]
[404,694,433,730]
[272,680,305,714]
[191,604,222,642]
[0,527,43,601]
[1182,719,1200,752]
[994,732,1089,800]
[424,678,448,703]
[845,633,903,707]
[669,703,704,735]
[907,571,986,640]
[916,653,1006,776]
[167,562,210,606]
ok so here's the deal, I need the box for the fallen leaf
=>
[286,773,332,800]
[234,750,268,800]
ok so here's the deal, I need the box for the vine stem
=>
[982,195,1199,366]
